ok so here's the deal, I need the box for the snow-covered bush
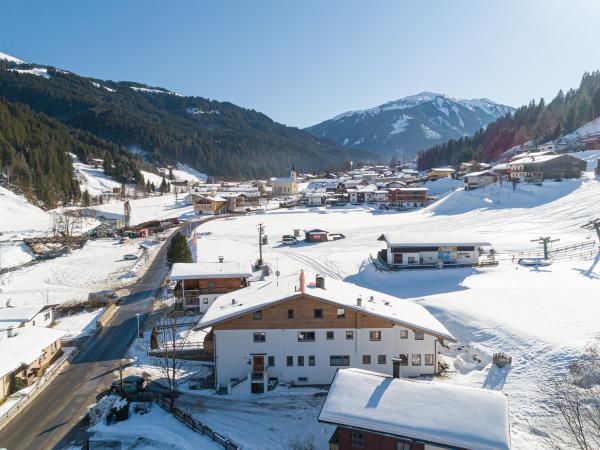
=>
[87,394,118,426]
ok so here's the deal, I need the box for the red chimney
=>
[299,270,306,293]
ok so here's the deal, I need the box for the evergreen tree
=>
[159,177,168,194]
[166,232,192,266]
[82,189,91,206]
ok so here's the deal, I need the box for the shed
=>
[304,229,329,242]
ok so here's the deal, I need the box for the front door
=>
[252,355,264,373]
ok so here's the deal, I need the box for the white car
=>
[282,235,298,245]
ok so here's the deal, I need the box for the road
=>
[0,218,211,450]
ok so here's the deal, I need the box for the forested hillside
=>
[417,71,600,169]
[0,98,146,206]
[0,60,366,179]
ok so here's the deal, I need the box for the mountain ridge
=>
[306,92,514,160]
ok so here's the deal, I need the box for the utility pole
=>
[119,359,124,393]
[258,223,265,267]
[531,236,559,260]
[582,218,600,241]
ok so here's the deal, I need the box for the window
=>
[414,331,424,340]
[44,312,51,320]
[346,331,354,340]
[369,330,381,341]
[286,356,293,366]
[297,376,308,382]
[297,356,304,366]
[298,331,315,342]
[308,355,315,366]
[412,354,422,366]
[336,308,345,318]
[378,355,387,364]
[253,332,266,342]
[268,356,275,367]
[326,331,334,340]
[399,329,408,339]
[314,308,323,319]
[351,431,365,448]
[253,310,262,320]
[203,298,209,304]
[425,354,434,366]
[362,355,371,365]
[396,442,411,450]
[330,355,350,366]
[398,354,408,366]
[288,309,294,319]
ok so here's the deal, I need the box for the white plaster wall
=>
[214,325,439,386]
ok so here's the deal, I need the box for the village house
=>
[507,153,586,182]
[457,161,491,178]
[347,185,388,204]
[463,170,497,190]
[305,192,327,207]
[0,306,64,402]
[168,260,253,314]
[378,233,491,268]
[387,187,429,208]
[195,271,455,394]
[427,167,455,180]
[218,191,261,213]
[319,368,510,450]
[192,194,228,215]
[271,169,298,196]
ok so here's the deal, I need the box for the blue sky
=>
[2,0,599,127]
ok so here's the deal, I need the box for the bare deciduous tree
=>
[544,338,600,450]
[150,300,193,411]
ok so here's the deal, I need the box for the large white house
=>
[196,271,455,393]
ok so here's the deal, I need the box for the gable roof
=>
[0,305,51,325]
[0,326,66,378]
[169,261,253,280]
[196,271,454,341]
[319,368,510,450]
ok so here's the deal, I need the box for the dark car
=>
[111,375,145,394]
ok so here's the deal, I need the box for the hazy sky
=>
[2,0,599,128]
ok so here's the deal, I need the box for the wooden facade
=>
[329,427,426,450]
[213,294,402,331]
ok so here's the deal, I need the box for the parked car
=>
[282,235,298,245]
[111,375,146,394]
[124,254,138,260]
[119,237,130,244]
[88,290,119,304]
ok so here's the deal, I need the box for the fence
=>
[154,396,240,450]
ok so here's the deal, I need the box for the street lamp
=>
[135,313,141,338]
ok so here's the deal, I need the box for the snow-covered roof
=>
[378,233,490,247]
[319,369,510,450]
[272,177,294,183]
[0,305,50,325]
[0,326,66,378]
[388,187,429,192]
[464,170,495,178]
[506,154,563,165]
[197,271,455,341]
[429,167,456,173]
[169,261,253,280]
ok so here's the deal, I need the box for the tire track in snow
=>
[280,250,343,280]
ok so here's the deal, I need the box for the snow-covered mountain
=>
[306,92,514,160]
[0,51,25,64]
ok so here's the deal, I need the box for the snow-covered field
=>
[185,173,600,450]
[84,195,195,226]
[89,403,221,449]
[0,238,156,308]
